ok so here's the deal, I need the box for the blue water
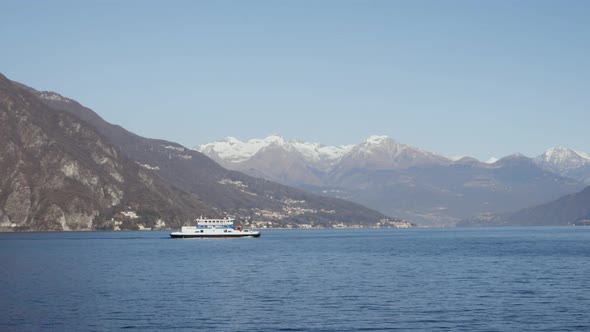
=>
[1,227,590,331]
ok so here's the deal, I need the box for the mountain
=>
[197,135,353,186]
[197,136,585,226]
[0,74,217,231]
[196,135,449,171]
[330,135,451,173]
[195,135,450,187]
[5,75,403,230]
[459,185,590,227]
[198,135,352,167]
[533,146,590,184]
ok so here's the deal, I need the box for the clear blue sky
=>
[2,0,589,160]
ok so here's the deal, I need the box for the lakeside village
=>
[105,182,415,230]
[111,208,414,231]
[247,204,414,229]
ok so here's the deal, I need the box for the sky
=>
[2,0,589,161]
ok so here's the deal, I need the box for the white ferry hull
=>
[170,232,261,238]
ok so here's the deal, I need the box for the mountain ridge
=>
[196,134,450,170]
[198,135,590,172]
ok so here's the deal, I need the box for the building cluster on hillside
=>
[245,220,413,229]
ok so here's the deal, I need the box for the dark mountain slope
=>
[459,185,590,226]
[0,74,217,231]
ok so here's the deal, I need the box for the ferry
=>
[169,217,261,238]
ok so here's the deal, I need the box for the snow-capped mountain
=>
[534,146,590,172]
[333,135,451,172]
[534,147,590,183]
[195,134,450,171]
[197,136,276,164]
[196,135,353,167]
[195,135,358,186]
[195,134,454,189]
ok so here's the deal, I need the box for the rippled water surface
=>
[2,227,590,331]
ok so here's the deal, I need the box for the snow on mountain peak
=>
[224,136,241,144]
[195,137,267,163]
[197,134,460,169]
[365,135,390,144]
[543,146,590,162]
[195,135,353,164]
[263,135,285,145]
[535,146,590,171]
[356,135,405,156]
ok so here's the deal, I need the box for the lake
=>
[1,227,590,331]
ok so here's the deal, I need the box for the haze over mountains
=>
[1,74,405,231]
[197,135,590,226]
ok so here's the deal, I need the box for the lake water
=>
[1,227,590,331]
